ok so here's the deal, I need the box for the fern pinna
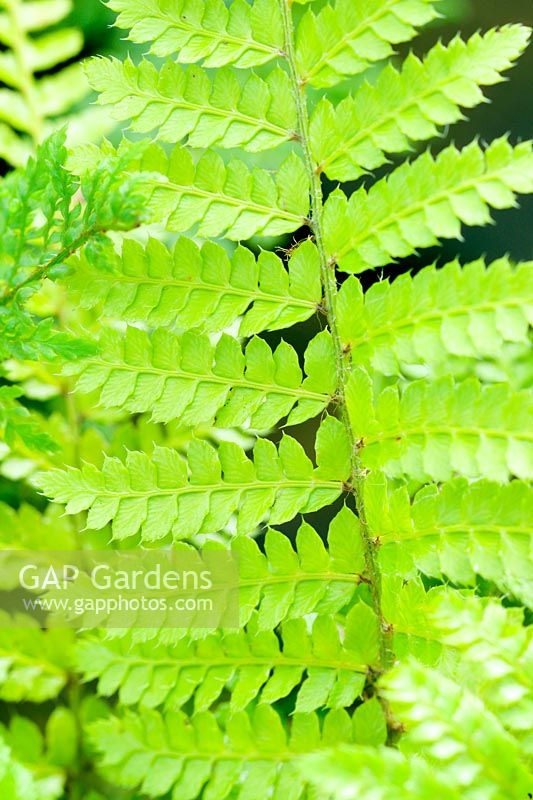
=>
[0,0,531,798]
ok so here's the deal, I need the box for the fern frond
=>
[311,27,530,180]
[347,370,533,481]
[66,326,334,428]
[110,507,366,644]
[427,591,533,751]
[302,745,462,799]
[0,131,147,302]
[0,309,95,361]
[365,473,533,606]
[336,258,533,376]
[0,621,72,703]
[69,237,321,336]
[324,138,533,272]
[0,0,90,166]
[37,417,350,541]
[381,578,533,753]
[380,661,532,799]
[0,501,76,551]
[0,714,69,799]
[0,734,45,799]
[0,386,56,452]
[107,0,285,68]
[86,58,297,152]
[89,704,383,798]
[142,144,310,239]
[233,507,366,629]
[78,601,380,713]
[295,0,439,88]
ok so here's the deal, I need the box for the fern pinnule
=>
[311,26,531,180]
[106,0,285,68]
[347,371,533,482]
[366,473,533,606]
[86,58,298,151]
[37,417,351,541]
[296,0,440,88]
[68,237,322,335]
[324,138,533,272]
[336,258,533,377]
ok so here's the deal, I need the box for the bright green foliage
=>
[0,501,76,551]
[38,417,350,541]
[0,131,147,302]
[78,601,380,713]
[66,325,334,427]
[87,58,297,151]
[0,308,95,361]
[68,237,321,335]
[337,258,533,377]
[302,746,462,799]
[0,713,73,799]
[0,735,43,799]
[295,0,439,88]
[0,0,106,167]
[380,661,532,799]
[0,623,72,703]
[366,473,533,606]
[0,0,532,796]
[381,577,533,753]
[426,591,533,752]
[311,27,530,180]
[89,704,385,799]
[104,507,366,642]
[140,144,310,238]
[107,0,285,67]
[0,386,56,452]
[324,139,533,272]
[236,509,366,629]
[347,370,533,481]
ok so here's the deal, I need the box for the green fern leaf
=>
[302,744,461,799]
[37,417,350,541]
[0,501,76,551]
[141,144,310,239]
[324,138,533,272]
[311,26,530,180]
[0,0,99,167]
[107,0,285,68]
[380,577,532,754]
[0,309,95,361]
[0,131,147,302]
[0,714,69,799]
[380,661,532,799]
[346,370,533,481]
[66,326,334,428]
[295,0,439,88]
[336,258,533,377]
[107,507,366,643]
[86,58,297,152]
[0,622,72,703]
[89,704,382,798]
[68,237,321,336]
[235,508,366,629]
[0,386,57,453]
[78,601,380,713]
[365,472,533,606]
[0,734,47,799]
[425,591,532,751]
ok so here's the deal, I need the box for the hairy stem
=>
[278,0,392,672]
